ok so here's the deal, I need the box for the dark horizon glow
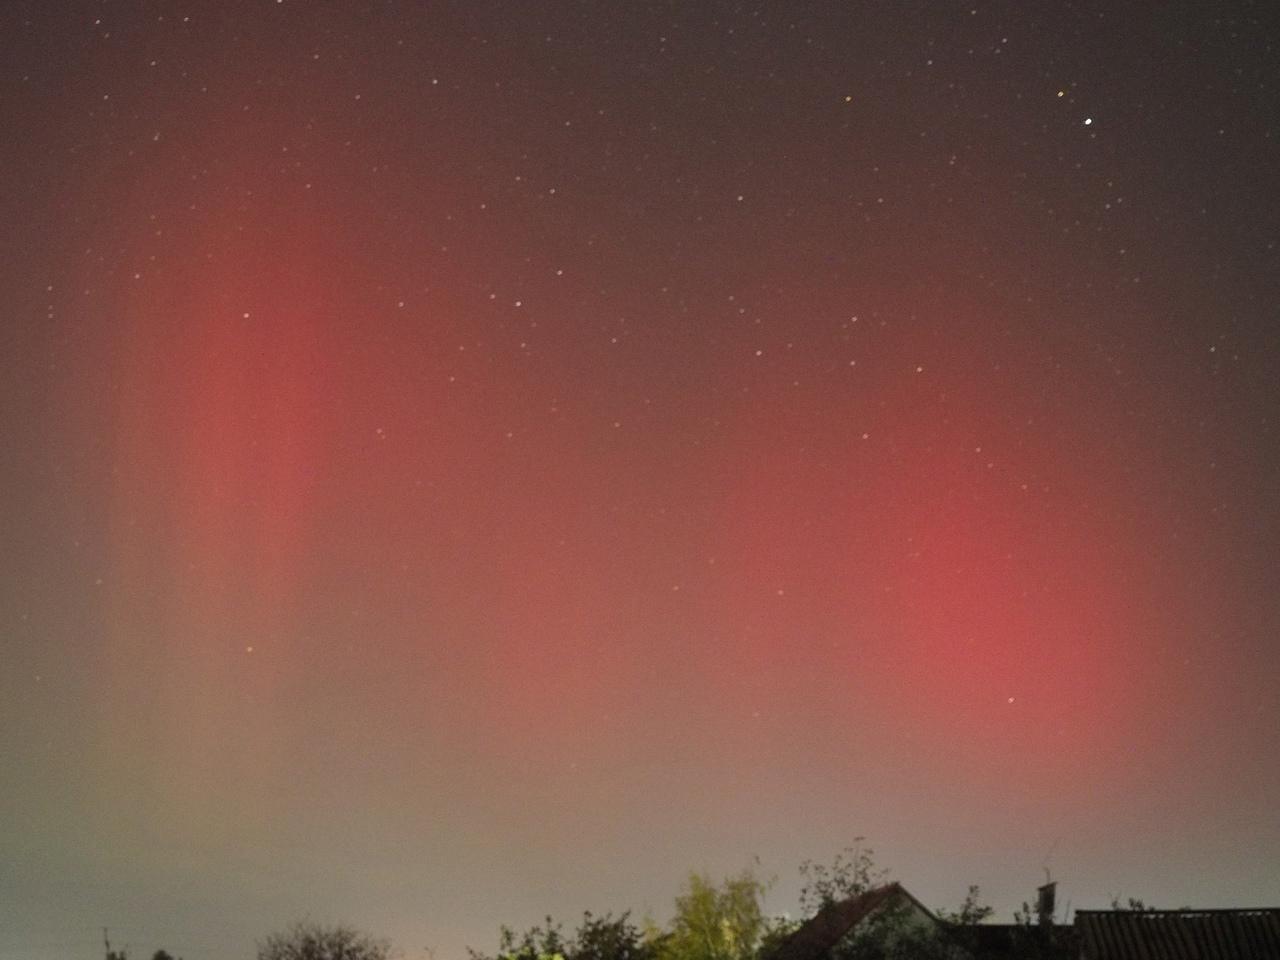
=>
[2,3,1278,960]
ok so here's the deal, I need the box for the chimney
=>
[1036,881,1057,929]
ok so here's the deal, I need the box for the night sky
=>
[2,2,1278,959]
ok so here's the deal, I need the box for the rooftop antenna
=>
[1042,835,1062,875]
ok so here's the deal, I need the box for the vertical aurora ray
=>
[3,4,1278,959]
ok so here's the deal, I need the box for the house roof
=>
[766,883,932,960]
[767,883,1085,960]
[1075,908,1280,960]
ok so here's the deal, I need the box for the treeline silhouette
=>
[117,842,1120,960]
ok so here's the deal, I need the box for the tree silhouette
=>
[797,841,887,918]
[258,923,392,960]
[469,911,653,960]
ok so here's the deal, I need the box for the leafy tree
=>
[258,922,392,960]
[152,951,180,960]
[935,886,994,958]
[935,886,993,927]
[469,912,652,960]
[574,912,653,960]
[797,841,887,918]
[655,869,770,960]
[794,841,939,960]
[488,918,568,960]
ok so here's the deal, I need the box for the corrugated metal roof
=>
[1075,909,1280,960]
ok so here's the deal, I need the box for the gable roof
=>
[1075,908,1280,960]
[767,883,935,960]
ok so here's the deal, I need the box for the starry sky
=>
[2,2,1279,959]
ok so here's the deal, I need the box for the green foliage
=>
[494,918,567,960]
[469,912,653,960]
[655,869,770,960]
[470,844,1011,960]
[797,841,887,918]
[575,913,653,960]
[258,922,392,960]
